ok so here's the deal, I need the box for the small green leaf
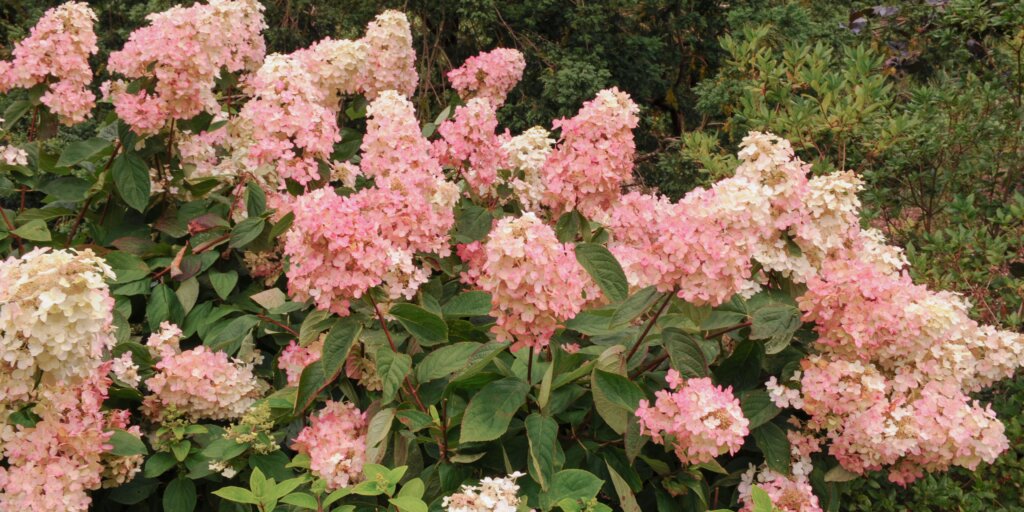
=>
[663,328,709,378]
[610,286,660,327]
[415,342,484,382]
[163,477,197,512]
[376,348,412,403]
[741,389,781,429]
[112,152,151,212]
[143,452,177,478]
[109,429,147,456]
[751,485,773,512]
[526,413,562,490]
[209,270,238,300]
[12,219,51,241]
[147,284,184,332]
[230,217,266,249]
[750,304,801,354]
[541,469,604,510]
[453,201,493,243]
[460,378,530,443]
[390,303,447,345]
[281,493,318,509]
[213,486,259,505]
[57,137,112,168]
[321,318,362,380]
[574,243,628,302]
[442,290,493,317]
[753,422,791,475]
[389,496,428,512]
[245,181,267,217]
[294,361,326,414]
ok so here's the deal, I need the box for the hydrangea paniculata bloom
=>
[278,338,323,386]
[291,401,368,490]
[357,11,417,98]
[635,371,749,465]
[0,248,115,404]
[442,472,531,512]
[106,0,267,134]
[502,126,555,211]
[739,468,822,512]
[1,146,29,166]
[0,2,98,125]
[541,87,639,216]
[143,322,265,421]
[464,213,598,351]
[447,48,526,106]
[0,365,142,511]
[433,98,508,196]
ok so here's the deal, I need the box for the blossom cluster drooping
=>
[0,2,98,125]
[0,248,115,404]
[291,401,368,490]
[143,322,265,421]
[461,213,599,352]
[446,48,526,106]
[0,365,144,511]
[635,372,749,465]
[105,0,266,135]
[442,472,532,512]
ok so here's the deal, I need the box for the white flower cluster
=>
[442,472,533,512]
[502,127,555,212]
[0,248,116,403]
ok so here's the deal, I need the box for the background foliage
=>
[2,0,1023,510]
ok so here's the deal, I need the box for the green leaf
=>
[204,315,259,354]
[605,462,641,512]
[526,414,562,490]
[376,348,412,403]
[213,486,259,505]
[753,422,791,475]
[147,284,184,331]
[299,309,335,345]
[592,370,645,411]
[453,201,493,243]
[555,210,585,243]
[824,465,861,483]
[715,340,764,391]
[230,217,266,249]
[106,251,150,284]
[364,408,396,465]
[574,243,628,302]
[12,219,51,241]
[109,429,147,456]
[741,389,781,429]
[112,152,151,212]
[610,286,660,327]
[389,497,428,512]
[663,328,709,378]
[3,100,31,130]
[542,469,604,510]
[442,290,493,317]
[245,181,267,217]
[294,361,326,414]
[321,318,362,380]
[459,377,530,443]
[57,137,112,167]
[390,303,447,345]
[281,493,318,509]
[415,342,484,382]
[750,304,802,354]
[751,485,773,512]
[143,452,177,478]
[209,270,238,300]
[163,477,197,512]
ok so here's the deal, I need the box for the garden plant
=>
[0,2,1022,511]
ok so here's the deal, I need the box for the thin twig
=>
[257,313,299,337]
[624,292,673,364]
[0,207,25,254]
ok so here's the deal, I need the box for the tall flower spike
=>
[0,2,98,125]
[447,48,526,106]
[358,10,417,98]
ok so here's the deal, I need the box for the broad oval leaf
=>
[459,377,529,443]
[390,303,448,345]
[112,152,151,213]
[574,243,628,302]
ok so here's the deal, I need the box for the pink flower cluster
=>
[291,401,368,490]
[462,213,598,352]
[279,338,323,386]
[432,98,508,196]
[635,372,749,465]
[541,87,639,216]
[446,48,526,106]
[106,0,267,135]
[739,468,821,512]
[0,2,98,125]
[142,322,265,421]
[284,92,456,315]
[0,365,142,512]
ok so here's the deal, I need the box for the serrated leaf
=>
[376,348,412,403]
[57,137,112,167]
[112,152,151,212]
[321,318,362,380]
[541,470,604,510]
[610,286,660,327]
[753,422,791,475]
[442,290,492,317]
[663,327,709,378]
[741,389,781,429]
[574,243,628,302]
[460,378,529,443]
[147,284,184,331]
[415,342,484,382]
[750,304,801,354]
[390,303,447,345]
[294,361,326,414]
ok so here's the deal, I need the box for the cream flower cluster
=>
[142,322,265,421]
[106,0,267,135]
[291,401,368,490]
[0,248,115,404]
[0,2,98,125]
[442,472,532,512]
[502,126,556,212]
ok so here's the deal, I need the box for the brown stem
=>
[64,197,92,248]
[0,207,25,254]
[192,233,230,254]
[19,186,26,213]
[629,353,669,380]
[257,313,299,337]
[704,321,751,340]
[624,292,673,364]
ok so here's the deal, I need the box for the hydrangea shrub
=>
[0,2,1021,511]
